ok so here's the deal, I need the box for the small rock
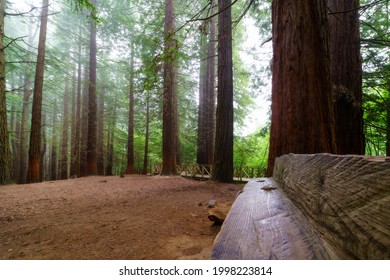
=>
[208,199,216,208]
[208,202,232,225]
[198,202,203,206]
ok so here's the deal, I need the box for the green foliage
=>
[360,0,390,155]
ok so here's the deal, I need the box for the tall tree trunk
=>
[197,32,207,165]
[87,4,98,176]
[142,95,150,175]
[266,0,336,177]
[19,20,36,184]
[50,99,58,180]
[70,25,83,178]
[161,0,177,175]
[96,89,104,175]
[79,49,89,177]
[40,112,47,181]
[0,0,13,185]
[60,78,69,179]
[126,41,135,174]
[212,0,234,183]
[387,82,390,156]
[105,105,116,176]
[328,0,365,155]
[26,0,49,183]
[205,0,216,165]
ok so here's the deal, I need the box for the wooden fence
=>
[148,163,266,181]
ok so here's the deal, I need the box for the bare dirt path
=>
[0,175,242,260]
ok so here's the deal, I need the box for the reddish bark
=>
[212,0,234,183]
[328,0,365,154]
[26,0,49,183]
[266,0,336,176]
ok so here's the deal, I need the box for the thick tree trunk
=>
[266,0,336,177]
[87,12,98,176]
[142,95,150,175]
[212,0,234,183]
[60,78,69,179]
[328,0,365,155]
[26,0,49,183]
[126,42,135,174]
[161,0,177,176]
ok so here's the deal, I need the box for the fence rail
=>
[148,163,266,181]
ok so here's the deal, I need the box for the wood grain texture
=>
[211,179,338,259]
[273,154,390,259]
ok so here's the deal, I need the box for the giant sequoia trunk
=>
[26,0,49,183]
[161,0,178,176]
[86,13,98,176]
[266,0,336,177]
[328,0,365,155]
[0,0,13,185]
[212,0,234,183]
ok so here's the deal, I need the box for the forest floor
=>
[0,175,242,260]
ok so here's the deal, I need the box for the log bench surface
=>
[211,178,339,259]
[211,154,390,260]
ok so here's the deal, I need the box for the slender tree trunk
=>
[0,1,13,185]
[60,78,69,179]
[19,20,36,184]
[266,0,336,176]
[205,0,216,165]
[387,83,390,156]
[50,99,58,181]
[96,89,104,175]
[105,105,116,176]
[87,3,98,176]
[126,41,135,174]
[212,0,234,183]
[161,0,178,175]
[328,0,365,155]
[197,33,207,165]
[26,0,49,183]
[142,95,150,175]
[40,112,47,181]
[70,25,83,178]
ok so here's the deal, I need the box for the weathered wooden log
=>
[273,153,390,259]
[211,179,338,259]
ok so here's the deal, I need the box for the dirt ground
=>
[0,175,242,260]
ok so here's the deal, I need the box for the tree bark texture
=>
[161,0,177,176]
[87,14,98,176]
[328,0,365,155]
[0,0,13,184]
[212,0,234,183]
[266,0,336,177]
[126,41,135,174]
[26,0,49,183]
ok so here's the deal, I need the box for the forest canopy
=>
[1,0,389,184]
